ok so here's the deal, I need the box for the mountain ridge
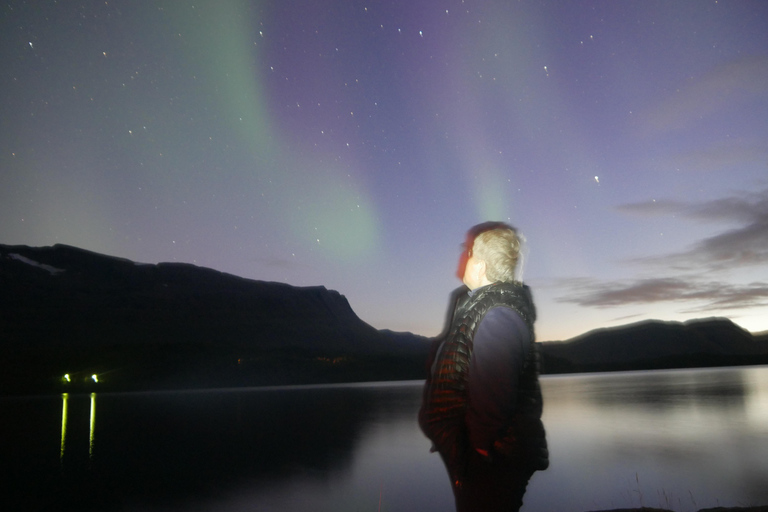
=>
[539,317,768,374]
[1,243,430,394]
[2,243,767,394]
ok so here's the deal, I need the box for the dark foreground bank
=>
[591,507,768,512]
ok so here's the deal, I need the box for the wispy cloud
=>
[618,187,768,271]
[663,144,768,173]
[557,277,768,312]
[252,256,311,270]
[609,313,644,322]
[639,56,768,134]
[555,188,768,311]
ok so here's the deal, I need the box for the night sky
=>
[2,1,767,341]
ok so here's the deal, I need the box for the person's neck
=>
[468,280,494,294]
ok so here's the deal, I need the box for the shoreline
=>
[589,507,768,512]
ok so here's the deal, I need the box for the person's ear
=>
[476,259,487,278]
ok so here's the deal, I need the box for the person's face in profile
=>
[456,234,474,282]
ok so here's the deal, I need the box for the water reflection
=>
[744,367,768,428]
[537,367,768,511]
[545,367,749,410]
[59,392,98,462]
[60,393,68,460]
[3,367,768,511]
[89,393,96,459]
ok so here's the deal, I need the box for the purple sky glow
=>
[2,1,767,341]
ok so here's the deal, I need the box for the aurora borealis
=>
[2,1,767,340]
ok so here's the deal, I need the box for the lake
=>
[3,365,768,512]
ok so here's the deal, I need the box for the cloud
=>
[617,187,768,271]
[555,188,768,312]
[663,144,768,174]
[609,313,643,322]
[557,277,768,312]
[639,56,768,134]
[252,256,310,270]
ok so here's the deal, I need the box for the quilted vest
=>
[420,281,549,473]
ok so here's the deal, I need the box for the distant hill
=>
[0,243,430,394]
[3,243,766,395]
[539,318,768,374]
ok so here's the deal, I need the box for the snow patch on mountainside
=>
[9,253,65,276]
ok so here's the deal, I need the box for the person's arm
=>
[466,306,530,453]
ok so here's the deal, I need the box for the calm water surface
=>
[2,365,768,512]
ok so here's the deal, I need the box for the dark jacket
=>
[419,282,549,481]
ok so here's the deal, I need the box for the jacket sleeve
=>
[466,306,530,452]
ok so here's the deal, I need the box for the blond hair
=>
[471,223,521,283]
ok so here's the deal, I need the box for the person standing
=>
[419,222,549,512]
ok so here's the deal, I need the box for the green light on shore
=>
[91,374,98,383]
[62,374,71,383]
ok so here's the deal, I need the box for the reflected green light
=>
[89,393,97,459]
[60,393,69,460]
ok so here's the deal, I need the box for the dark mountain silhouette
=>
[2,243,767,395]
[0,243,430,394]
[539,318,768,374]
